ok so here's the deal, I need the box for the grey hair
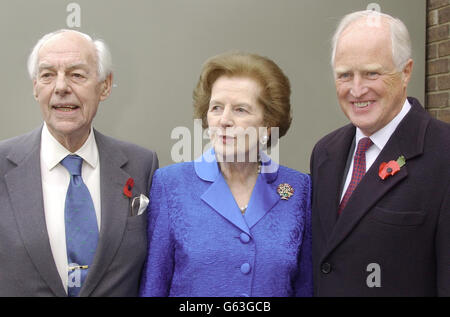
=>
[27,29,112,81]
[331,10,412,71]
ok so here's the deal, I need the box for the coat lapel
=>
[79,130,133,296]
[197,149,280,237]
[315,125,355,238]
[323,98,429,259]
[201,173,252,236]
[245,154,280,229]
[4,127,66,296]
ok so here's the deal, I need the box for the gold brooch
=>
[277,183,294,200]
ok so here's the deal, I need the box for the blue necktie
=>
[61,155,99,297]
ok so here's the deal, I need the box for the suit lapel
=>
[245,169,280,229]
[323,99,429,259]
[315,125,355,238]
[80,130,133,296]
[201,173,252,236]
[197,149,280,236]
[4,127,66,296]
[325,137,408,257]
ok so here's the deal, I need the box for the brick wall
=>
[427,0,450,122]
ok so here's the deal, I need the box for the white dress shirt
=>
[340,99,412,202]
[40,123,101,292]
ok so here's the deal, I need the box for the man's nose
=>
[54,73,71,96]
[350,75,369,98]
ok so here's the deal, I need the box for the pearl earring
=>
[260,134,268,145]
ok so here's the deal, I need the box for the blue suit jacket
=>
[140,150,312,297]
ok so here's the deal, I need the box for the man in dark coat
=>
[310,10,450,296]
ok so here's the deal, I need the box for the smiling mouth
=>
[52,105,80,112]
[352,101,375,108]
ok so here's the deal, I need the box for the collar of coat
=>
[194,147,279,183]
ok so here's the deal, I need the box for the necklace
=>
[236,159,261,215]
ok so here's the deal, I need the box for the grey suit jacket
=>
[0,126,158,296]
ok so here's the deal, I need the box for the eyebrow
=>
[38,62,90,72]
[362,64,383,72]
[334,64,383,74]
[209,100,252,108]
[209,100,224,106]
[334,66,350,74]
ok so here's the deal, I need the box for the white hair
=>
[27,29,112,81]
[331,10,412,71]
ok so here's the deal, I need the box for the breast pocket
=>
[371,206,425,226]
[126,212,147,231]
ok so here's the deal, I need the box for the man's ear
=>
[99,73,113,101]
[32,79,38,100]
[402,59,414,88]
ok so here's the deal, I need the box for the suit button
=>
[239,233,251,244]
[321,262,332,274]
[240,263,251,274]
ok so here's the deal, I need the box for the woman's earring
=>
[260,134,268,145]
[206,128,213,139]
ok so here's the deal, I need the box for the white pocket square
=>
[131,194,149,216]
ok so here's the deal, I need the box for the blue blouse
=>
[139,150,312,297]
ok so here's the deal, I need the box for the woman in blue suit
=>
[140,52,312,297]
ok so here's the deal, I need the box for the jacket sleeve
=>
[139,169,174,297]
[295,175,313,297]
[146,151,159,195]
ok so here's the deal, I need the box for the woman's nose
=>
[219,106,234,127]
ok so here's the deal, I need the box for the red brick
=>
[427,109,439,118]
[428,43,438,60]
[427,24,449,43]
[439,6,450,23]
[438,74,450,89]
[427,58,449,75]
[438,40,450,56]
[427,92,449,108]
[437,108,450,122]
[428,9,439,26]
[427,77,438,91]
[428,0,450,10]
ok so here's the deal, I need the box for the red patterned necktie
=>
[338,137,373,215]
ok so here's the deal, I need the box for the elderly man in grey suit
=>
[0,29,158,296]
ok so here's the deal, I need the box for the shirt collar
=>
[356,98,412,151]
[41,123,99,171]
[194,147,279,183]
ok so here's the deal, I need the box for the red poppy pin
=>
[123,177,134,198]
[379,156,406,180]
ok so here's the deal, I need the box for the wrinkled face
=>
[33,31,111,145]
[207,76,267,162]
[333,19,412,136]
